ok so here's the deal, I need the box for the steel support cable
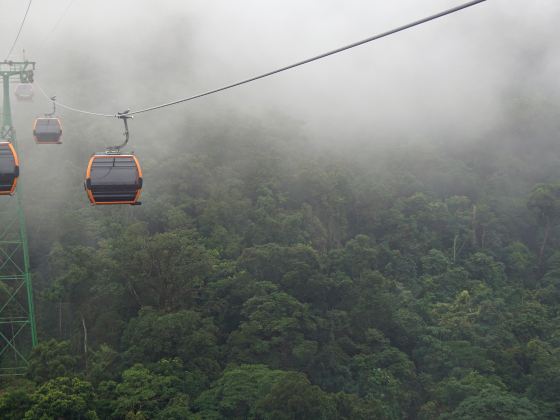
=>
[35,0,79,52]
[4,0,33,61]
[128,0,488,115]
[32,1,114,117]
[36,0,489,118]
[35,82,116,117]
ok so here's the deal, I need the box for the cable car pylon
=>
[0,60,38,376]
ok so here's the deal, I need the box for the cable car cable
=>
[35,82,116,117]
[35,0,79,53]
[54,97,116,118]
[4,0,33,61]
[34,0,488,119]
[127,0,489,116]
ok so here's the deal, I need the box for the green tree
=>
[448,389,540,419]
[254,371,338,420]
[227,290,318,369]
[87,344,120,385]
[108,226,219,311]
[0,380,35,420]
[113,363,188,419]
[27,339,79,383]
[24,377,98,420]
[122,308,220,377]
[194,364,288,419]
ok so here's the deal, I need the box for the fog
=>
[1,0,559,235]
[6,2,560,412]
[2,0,559,149]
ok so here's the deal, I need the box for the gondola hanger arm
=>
[106,110,133,153]
[45,96,56,117]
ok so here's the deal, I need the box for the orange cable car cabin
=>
[0,142,19,195]
[33,118,63,144]
[85,154,142,205]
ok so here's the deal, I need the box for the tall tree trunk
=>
[58,300,62,338]
[128,281,142,307]
[81,314,88,371]
[453,235,458,263]
[471,205,478,248]
[538,218,551,267]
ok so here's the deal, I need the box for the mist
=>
[0,0,557,258]
[3,0,559,149]
[5,2,560,417]
[0,0,558,249]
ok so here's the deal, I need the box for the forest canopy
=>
[1,89,560,419]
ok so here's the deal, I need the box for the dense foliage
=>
[2,95,560,418]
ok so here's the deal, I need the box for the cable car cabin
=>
[14,84,33,101]
[85,154,142,205]
[0,142,19,196]
[33,118,62,144]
